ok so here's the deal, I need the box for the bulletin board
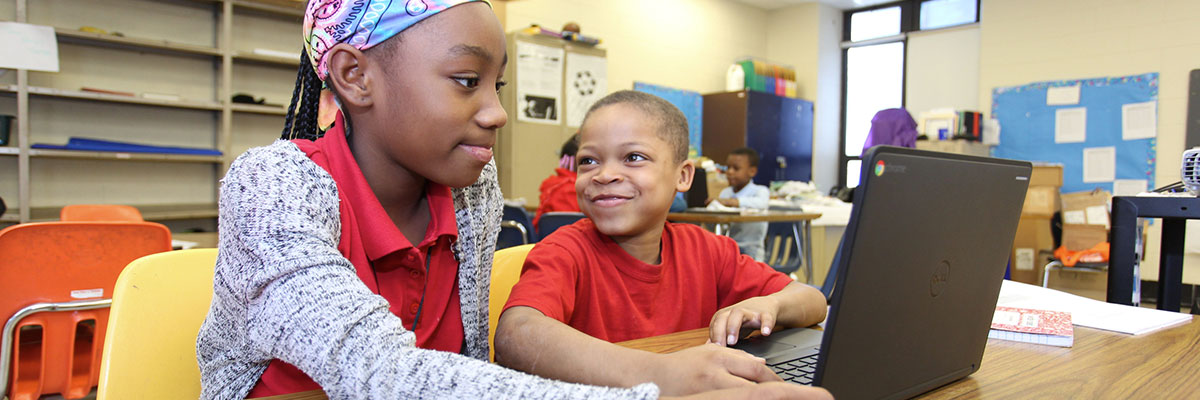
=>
[991,73,1158,194]
[633,82,704,157]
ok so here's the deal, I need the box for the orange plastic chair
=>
[0,222,171,400]
[59,205,143,222]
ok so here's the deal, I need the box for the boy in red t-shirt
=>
[496,90,830,398]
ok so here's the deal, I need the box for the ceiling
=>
[731,0,895,11]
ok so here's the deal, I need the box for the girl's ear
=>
[326,43,373,109]
[675,159,696,193]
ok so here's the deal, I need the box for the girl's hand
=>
[649,343,780,396]
[661,382,834,400]
[710,295,780,346]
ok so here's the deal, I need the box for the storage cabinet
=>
[702,90,813,185]
[0,0,303,225]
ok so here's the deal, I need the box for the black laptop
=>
[733,146,1032,399]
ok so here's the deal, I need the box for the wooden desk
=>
[619,319,1200,399]
[255,317,1200,399]
[668,211,821,284]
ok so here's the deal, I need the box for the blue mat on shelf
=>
[32,137,223,156]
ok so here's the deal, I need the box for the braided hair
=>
[280,48,324,140]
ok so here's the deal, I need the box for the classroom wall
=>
[979,0,1200,283]
[503,0,842,193]
[765,3,842,193]
[504,0,772,95]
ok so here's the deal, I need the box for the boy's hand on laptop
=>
[662,382,833,400]
[710,295,781,346]
[651,343,782,395]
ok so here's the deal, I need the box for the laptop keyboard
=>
[768,353,819,385]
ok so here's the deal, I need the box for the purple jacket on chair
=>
[862,108,918,155]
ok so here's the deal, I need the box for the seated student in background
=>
[496,90,830,399]
[534,134,581,231]
[712,147,770,261]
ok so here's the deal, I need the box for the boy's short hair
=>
[582,90,689,163]
[729,147,760,168]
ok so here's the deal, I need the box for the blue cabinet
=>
[702,90,813,185]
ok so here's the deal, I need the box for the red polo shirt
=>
[247,112,463,397]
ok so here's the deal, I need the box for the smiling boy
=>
[495,91,829,398]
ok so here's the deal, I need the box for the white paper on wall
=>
[1082,146,1115,183]
[1046,86,1080,106]
[516,41,564,125]
[1112,179,1147,196]
[0,22,59,72]
[565,53,606,128]
[1055,107,1087,143]
[1121,101,1157,140]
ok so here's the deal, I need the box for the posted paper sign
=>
[1122,101,1156,140]
[1113,179,1147,196]
[1055,107,1087,143]
[565,52,606,128]
[516,41,564,125]
[1046,86,1080,105]
[0,22,59,72]
[1082,147,1115,183]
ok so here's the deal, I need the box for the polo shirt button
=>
[410,302,420,314]
[410,270,420,278]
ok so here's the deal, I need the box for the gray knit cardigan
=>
[196,140,658,399]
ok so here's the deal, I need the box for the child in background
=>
[714,147,770,261]
[496,90,830,398]
[534,134,581,231]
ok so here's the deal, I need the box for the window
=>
[844,42,905,159]
[838,0,978,188]
[919,0,978,30]
[849,6,901,41]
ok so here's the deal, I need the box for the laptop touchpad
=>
[733,337,796,359]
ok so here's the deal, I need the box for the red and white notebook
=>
[988,306,1074,347]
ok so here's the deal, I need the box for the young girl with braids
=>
[196,1,830,399]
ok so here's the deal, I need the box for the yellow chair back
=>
[96,249,217,400]
[488,244,534,362]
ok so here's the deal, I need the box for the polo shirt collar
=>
[316,112,459,261]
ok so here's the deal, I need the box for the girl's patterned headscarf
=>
[302,0,489,130]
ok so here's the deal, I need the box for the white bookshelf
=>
[0,0,303,224]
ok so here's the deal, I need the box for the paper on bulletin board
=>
[1112,179,1147,196]
[0,22,59,72]
[516,41,564,125]
[1082,146,1115,183]
[1055,107,1087,143]
[565,53,606,128]
[1046,86,1080,105]
[1122,101,1156,140]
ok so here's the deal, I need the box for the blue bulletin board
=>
[633,82,703,157]
[991,73,1157,194]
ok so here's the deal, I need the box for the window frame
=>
[837,0,979,188]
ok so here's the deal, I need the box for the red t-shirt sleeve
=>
[712,232,794,308]
[502,241,579,322]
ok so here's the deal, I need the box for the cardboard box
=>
[1029,165,1063,187]
[1046,267,1107,302]
[1062,223,1107,251]
[1060,189,1111,227]
[1010,216,1055,285]
[1021,186,1060,217]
